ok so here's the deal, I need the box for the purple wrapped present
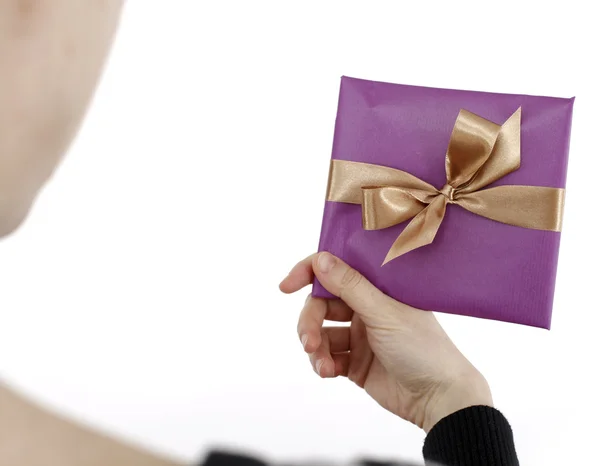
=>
[313,76,574,329]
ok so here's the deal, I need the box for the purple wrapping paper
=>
[313,77,574,329]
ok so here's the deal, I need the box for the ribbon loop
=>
[361,186,425,230]
[445,110,502,187]
[326,108,565,264]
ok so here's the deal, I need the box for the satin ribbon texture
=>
[326,108,565,265]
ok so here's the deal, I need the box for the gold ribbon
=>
[326,108,565,265]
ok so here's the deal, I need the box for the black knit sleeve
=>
[423,406,519,465]
[201,451,268,466]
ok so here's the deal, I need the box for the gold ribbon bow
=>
[326,108,565,265]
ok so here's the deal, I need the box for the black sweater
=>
[423,406,519,465]
[201,406,518,466]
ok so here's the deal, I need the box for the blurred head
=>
[0,1,123,239]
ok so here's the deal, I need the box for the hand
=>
[279,252,493,432]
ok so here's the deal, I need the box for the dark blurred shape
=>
[199,450,433,466]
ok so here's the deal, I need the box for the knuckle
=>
[348,370,367,388]
[296,317,306,335]
[296,320,311,338]
[340,267,363,294]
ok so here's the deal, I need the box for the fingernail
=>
[301,334,308,349]
[316,359,324,376]
[317,253,336,274]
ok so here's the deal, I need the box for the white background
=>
[0,1,598,465]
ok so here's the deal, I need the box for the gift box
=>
[313,76,574,329]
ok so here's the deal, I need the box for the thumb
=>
[313,252,394,318]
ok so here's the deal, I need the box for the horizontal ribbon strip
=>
[326,108,565,265]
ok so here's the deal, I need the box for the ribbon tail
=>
[457,185,565,231]
[382,195,448,265]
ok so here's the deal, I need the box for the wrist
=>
[423,370,493,433]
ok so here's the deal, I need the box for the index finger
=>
[279,253,318,294]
